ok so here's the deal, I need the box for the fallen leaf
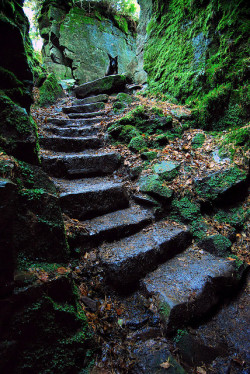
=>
[160,358,172,369]
[57,267,68,274]
[196,367,206,374]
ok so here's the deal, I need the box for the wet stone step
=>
[73,94,109,105]
[42,125,100,137]
[69,205,154,249]
[39,136,102,152]
[63,102,105,114]
[99,221,191,289]
[53,177,129,220]
[47,118,103,127]
[141,247,239,334]
[67,111,106,119]
[41,151,121,178]
[67,113,108,121]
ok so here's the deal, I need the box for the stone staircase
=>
[39,83,241,352]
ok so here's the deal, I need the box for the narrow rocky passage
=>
[38,76,249,373]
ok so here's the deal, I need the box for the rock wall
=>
[134,0,152,84]
[0,2,91,371]
[39,2,137,83]
[142,0,249,129]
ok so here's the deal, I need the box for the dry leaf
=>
[160,358,172,369]
[196,367,206,374]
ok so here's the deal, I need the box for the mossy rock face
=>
[0,94,39,164]
[139,174,173,200]
[153,161,180,181]
[198,235,232,257]
[128,135,147,152]
[0,178,17,295]
[0,277,92,373]
[0,158,69,263]
[194,167,248,203]
[40,6,136,84]
[0,7,33,109]
[39,73,64,106]
[144,0,249,129]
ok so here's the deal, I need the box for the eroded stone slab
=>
[41,150,121,178]
[74,75,127,98]
[47,118,103,126]
[99,221,191,288]
[54,177,129,220]
[142,247,238,333]
[42,125,100,137]
[63,102,105,114]
[40,136,102,152]
[70,205,154,248]
[73,94,109,105]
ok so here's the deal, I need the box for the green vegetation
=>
[144,0,249,130]
[219,125,250,159]
[128,135,147,152]
[39,73,63,106]
[171,196,201,223]
[214,207,249,230]
[173,329,188,344]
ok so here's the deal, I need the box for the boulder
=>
[153,161,180,181]
[139,174,173,201]
[74,75,127,98]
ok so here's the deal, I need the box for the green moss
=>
[153,161,180,181]
[214,207,249,229]
[8,289,92,373]
[144,0,249,130]
[141,151,158,161]
[195,166,247,201]
[191,133,205,149]
[119,125,140,143]
[159,301,171,319]
[39,73,63,106]
[173,329,188,344]
[128,135,147,152]
[114,15,129,34]
[139,174,173,200]
[219,125,250,159]
[190,219,208,240]
[171,196,201,223]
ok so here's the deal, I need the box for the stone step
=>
[47,118,103,127]
[69,205,154,249]
[141,247,239,334]
[67,113,108,121]
[39,136,102,152]
[42,125,100,137]
[99,221,191,289]
[73,94,109,106]
[53,177,129,220]
[63,102,105,114]
[41,150,121,178]
[67,111,106,119]
[74,74,126,98]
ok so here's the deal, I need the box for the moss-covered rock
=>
[0,94,39,164]
[191,133,206,149]
[0,157,69,263]
[153,161,180,181]
[198,235,232,257]
[39,73,64,106]
[194,167,248,203]
[0,276,93,373]
[139,174,173,200]
[128,135,147,152]
[141,151,158,161]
